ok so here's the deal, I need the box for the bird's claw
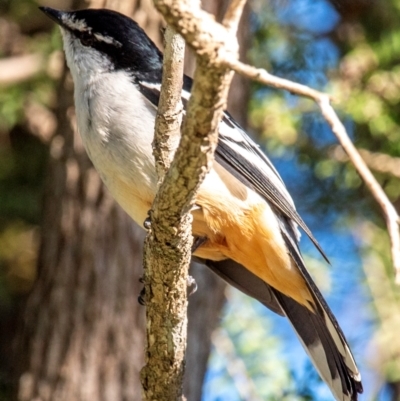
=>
[138,288,146,306]
[143,217,151,230]
[187,275,198,296]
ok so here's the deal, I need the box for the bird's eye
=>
[80,32,94,47]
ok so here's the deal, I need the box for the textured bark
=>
[140,25,190,401]
[141,0,236,392]
[153,27,185,181]
[182,2,250,400]
[184,0,250,126]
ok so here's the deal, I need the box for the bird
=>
[39,6,363,401]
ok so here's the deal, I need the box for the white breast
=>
[74,68,158,223]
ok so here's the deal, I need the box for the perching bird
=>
[40,6,363,401]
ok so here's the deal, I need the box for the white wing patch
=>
[139,81,162,91]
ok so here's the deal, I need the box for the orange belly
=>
[192,189,313,308]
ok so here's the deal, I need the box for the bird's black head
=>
[40,7,163,78]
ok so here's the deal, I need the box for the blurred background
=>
[0,0,399,400]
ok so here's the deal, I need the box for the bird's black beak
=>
[39,6,65,27]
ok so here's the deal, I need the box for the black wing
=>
[216,111,328,262]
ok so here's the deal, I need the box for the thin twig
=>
[222,0,247,34]
[153,26,185,182]
[224,57,325,99]
[318,96,400,283]
[222,57,400,283]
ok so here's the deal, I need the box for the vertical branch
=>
[140,27,188,401]
[222,0,247,33]
[153,26,185,181]
[141,0,242,399]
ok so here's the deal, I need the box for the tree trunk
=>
[388,381,400,401]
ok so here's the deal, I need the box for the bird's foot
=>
[143,215,151,230]
[138,276,146,305]
[187,275,198,296]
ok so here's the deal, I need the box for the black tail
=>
[272,290,362,401]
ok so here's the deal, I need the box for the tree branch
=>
[222,0,247,34]
[222,58,400,283]
[141,0,240,398]
[317,96,400,284]
[149,0,400,282]
[141,1,400,399]
[152,26,185,181]
[140,26,188,401]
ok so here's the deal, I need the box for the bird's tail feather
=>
[277,218,362,400]
[272,289,362,401]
